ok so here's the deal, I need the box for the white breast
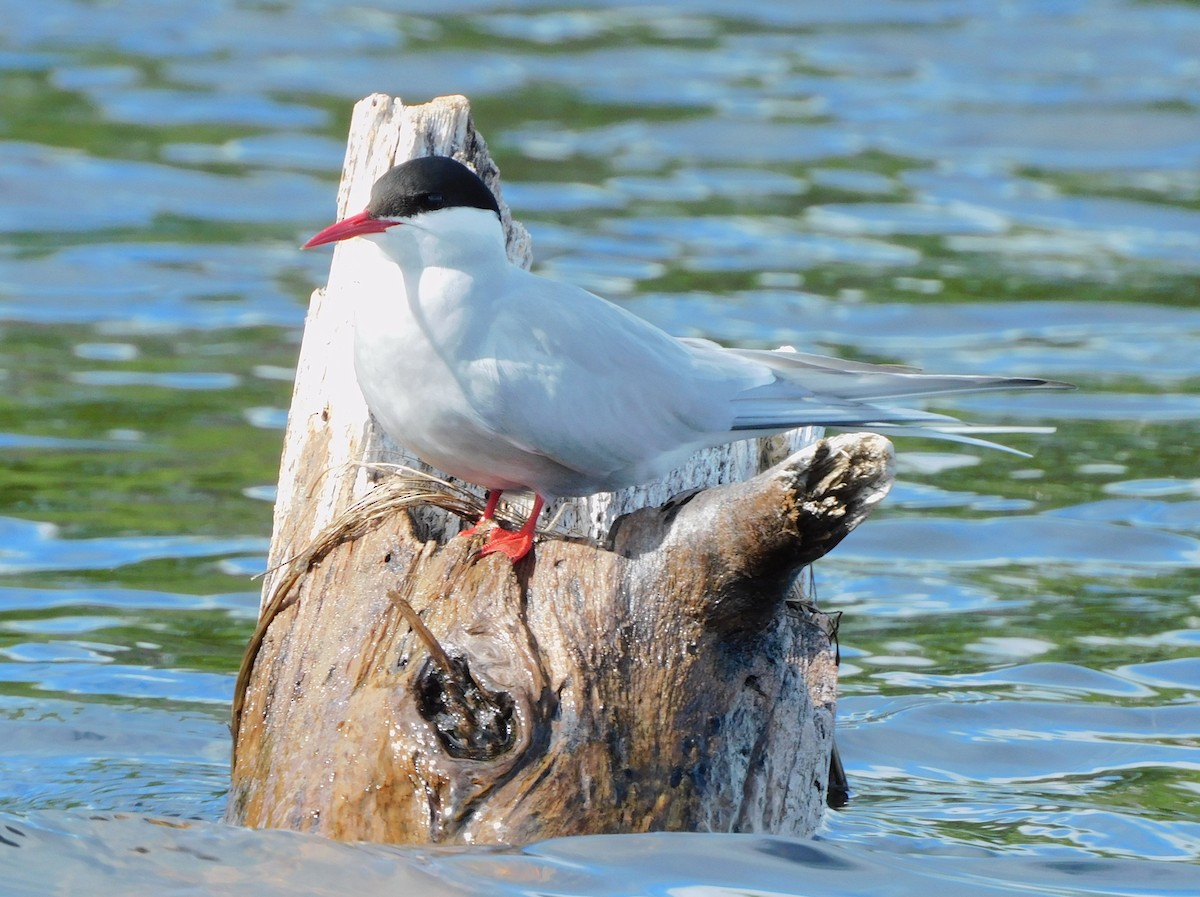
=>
[346,221,568,492]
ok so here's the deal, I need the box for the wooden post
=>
[225,94,894,844]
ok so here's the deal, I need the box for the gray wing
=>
[463,274,1069,486]
[693,342,1068,431]
[464,275,759,484]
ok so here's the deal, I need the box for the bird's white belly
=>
[352,336,504,486]
[351,302,575,493]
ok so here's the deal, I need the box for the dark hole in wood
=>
[415,653,516,761]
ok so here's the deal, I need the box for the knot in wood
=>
[415,653,516,761]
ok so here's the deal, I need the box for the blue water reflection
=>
[6,815,1200,897]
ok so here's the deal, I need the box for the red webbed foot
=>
[477,526,536,562]
[469,494,544,564]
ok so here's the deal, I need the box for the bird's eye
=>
[423,192,445,210]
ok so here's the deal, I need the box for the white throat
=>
[373,205,507,273]
[338,205,508,329]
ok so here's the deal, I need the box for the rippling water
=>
[2,0,1198,893]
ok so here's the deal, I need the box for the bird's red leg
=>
[459,489,502,538]
[478,494,544,562]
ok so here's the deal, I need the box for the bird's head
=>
[303,156,502,250]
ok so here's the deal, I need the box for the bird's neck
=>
[377,206,508,276]
[351,207,508,353]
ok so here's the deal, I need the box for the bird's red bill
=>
[303,210,396,249]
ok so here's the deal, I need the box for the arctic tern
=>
[304,155,1067,562]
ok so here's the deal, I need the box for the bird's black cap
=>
[366,156,501,221]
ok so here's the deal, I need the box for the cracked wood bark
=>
[225,94,895,844]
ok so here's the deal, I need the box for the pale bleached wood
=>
[227,94,893,844]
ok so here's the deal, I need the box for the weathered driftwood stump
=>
[225,94,895,844]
